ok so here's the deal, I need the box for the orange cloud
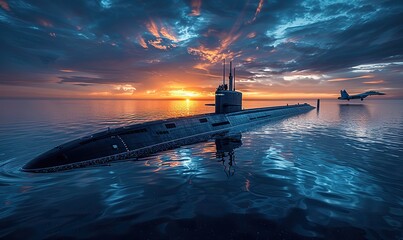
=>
[160,27,177,42]
[328,75,373,82]
[89,91,112,97]
[146,20,160,38]
[89,84,137,97]
[60,69,76,73]
[146,90,157,94]
[244,57,255,63]
[248,0,264,23]
[190,0,202,16]
[148,38,168,50]
[188,46,220,63]
[188,32,241,63]
[247,32,256,38]
[137,36,148,48]
[363,80,384,84]
[221,32,241,50]
[0,0,10,11]
[143,20,178,50]
[193,63,211,71]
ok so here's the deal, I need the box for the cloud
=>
[327,75,373,82]
[248,0,264,23]
[148,38,169,50]
[146,20,160,38]
[142,20,179,49]
[113,84,136,95]
[60,69,76,73]
[190,0,202,16]
[160,26,177,42]
[137,36,148,49]
[363,80,384,84]
[59,76,108,84]
[0,0,10,11]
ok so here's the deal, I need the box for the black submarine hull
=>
[22,104,314,173]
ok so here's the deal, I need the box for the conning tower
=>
[215,60,242,114]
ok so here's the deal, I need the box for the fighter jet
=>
[338,89,386,101]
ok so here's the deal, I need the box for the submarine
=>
[22,60,315,173]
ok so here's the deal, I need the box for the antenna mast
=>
[233,67,236,91]
[229,61,233,91]
[222,59,225,86]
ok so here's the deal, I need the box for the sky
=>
[0,0,402,99]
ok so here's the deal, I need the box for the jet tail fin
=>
[340,89,349,99]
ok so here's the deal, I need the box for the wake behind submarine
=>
[22,60,314,173]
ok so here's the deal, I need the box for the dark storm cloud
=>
[0,0,402,97]
[293,12,403,72]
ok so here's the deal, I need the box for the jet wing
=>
[364,91,386,96]
[350,94,369,99]
[353,91,386,99]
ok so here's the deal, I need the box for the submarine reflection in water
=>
[215,133,242,177]
[22,60,314,172]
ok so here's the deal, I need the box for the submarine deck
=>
[36,102,314,157]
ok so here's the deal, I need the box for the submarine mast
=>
[229,61,233,91]
[233,67,236,91]
[223,59,226,87]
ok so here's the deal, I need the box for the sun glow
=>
[169,89,201,98]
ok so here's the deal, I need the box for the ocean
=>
[0,99,402,239]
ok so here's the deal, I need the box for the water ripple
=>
[0,99,402,239]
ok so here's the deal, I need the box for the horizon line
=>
[0,97,400,101]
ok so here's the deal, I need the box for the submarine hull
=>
[22,104,314,173]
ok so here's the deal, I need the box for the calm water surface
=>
[0,99,402,239]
